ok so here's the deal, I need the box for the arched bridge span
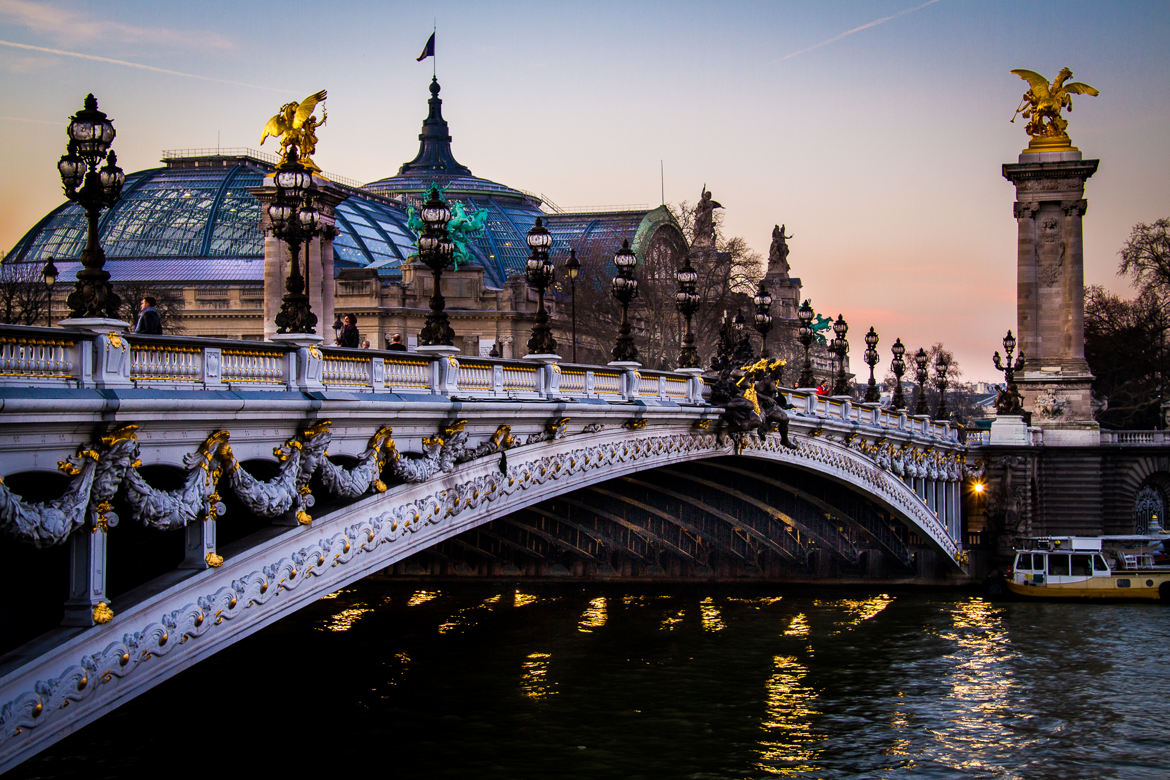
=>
[0,327,971,770]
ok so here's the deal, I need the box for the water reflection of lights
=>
[931,597,1022,775]
[320,588,355,601]
[513,590,540,607]
[727,596,784,608]
[520,652,557,700]
[784,613,810,638]
[756,654,823,774]
[699,597,726,632]
[577,596,607,632]
[438,593,502,634]
[659,607,687,631]
[407,589,441,607]
[814,594,894,634]
[883,707,914,760]
[320,605,372,632]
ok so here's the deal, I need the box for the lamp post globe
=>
[890,337,907,410]
[913,347,930,415]
[271,149,320,335]
[524,217,557,356]
[675,256,700,368]
[797,298,815,388]
[934,352,952,419]
[863,325,880,403]
[565,248,581,362]
[417,184,456,347]
[752,280,773,358]
[993,329,1027,415]
[831,314,849,396]
[60,94,124,320]
[610,239,639,363]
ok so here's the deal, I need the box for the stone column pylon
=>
[1002,150,1099,445]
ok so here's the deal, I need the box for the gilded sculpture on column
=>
[1010,68,1098,152]
[260,89,328,172]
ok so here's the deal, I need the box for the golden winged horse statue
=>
[260,89,327,172]
[1011,68,1098,151]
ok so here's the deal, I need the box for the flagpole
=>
[432,21,437,80]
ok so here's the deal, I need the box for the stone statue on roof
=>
[768,224,793,277]
[692,186,722,249]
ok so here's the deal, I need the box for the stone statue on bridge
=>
[768,224,793,277]
[692,186,722,249]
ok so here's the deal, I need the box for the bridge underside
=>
[389,457,927,582]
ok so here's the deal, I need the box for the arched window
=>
[1134,483,1165,533]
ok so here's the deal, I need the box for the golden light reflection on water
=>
[320,587,355,601]
[320,604,372,632]
[659,607,686,631]
[407,589,441,607]
[513,590,540,607]
[784,613,810,638]
[726,596,784,607]
[699,597,725,632]
[437,593,502,634]
[577,596,607,632]
[933,597,1019,775]
[883,705,914,760]
[520,652,557,700]
[756,654,823,775]
[814,593,894,635]
[623,594,672,607]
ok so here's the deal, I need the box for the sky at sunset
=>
[1,0,1168,381]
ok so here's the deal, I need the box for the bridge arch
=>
[0,408,966,770]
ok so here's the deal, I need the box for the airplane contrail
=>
[0,39,287,92]
[774,0,943,63]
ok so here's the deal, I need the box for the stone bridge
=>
[0,324,972,769]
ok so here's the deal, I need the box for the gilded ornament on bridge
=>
[92,602,114,624]
[260,90,328,173]
[1011,68,1099,152]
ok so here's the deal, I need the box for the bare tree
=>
[1119,217,1170,300]
[0,256,52,326]
[1085,284,1168,429]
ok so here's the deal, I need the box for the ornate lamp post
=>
[890,337,907,410]
[270,150,320,335]
[525,217,557,355]
[416,184,456,347]
[992,329,1026,415]
[831,314,849,396]
[732,309,754,364]
[610,239,639,362]
[59,94,124,320]
[934,352,952,419]
[913,348,930,415]
[565,248,580,362]
[863,326,880,403]
[41,258,58,327]
[675,254,700,368]
[753,280,773,358]
[797,299,815,388]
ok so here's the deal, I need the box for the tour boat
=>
[1006,535,1170,601]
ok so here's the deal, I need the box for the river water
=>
[13,582,1170,779]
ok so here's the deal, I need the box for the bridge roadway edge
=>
[0,393,964,769]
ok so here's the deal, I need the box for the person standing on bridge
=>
[134,296,162,335]
[337,314,360,348]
